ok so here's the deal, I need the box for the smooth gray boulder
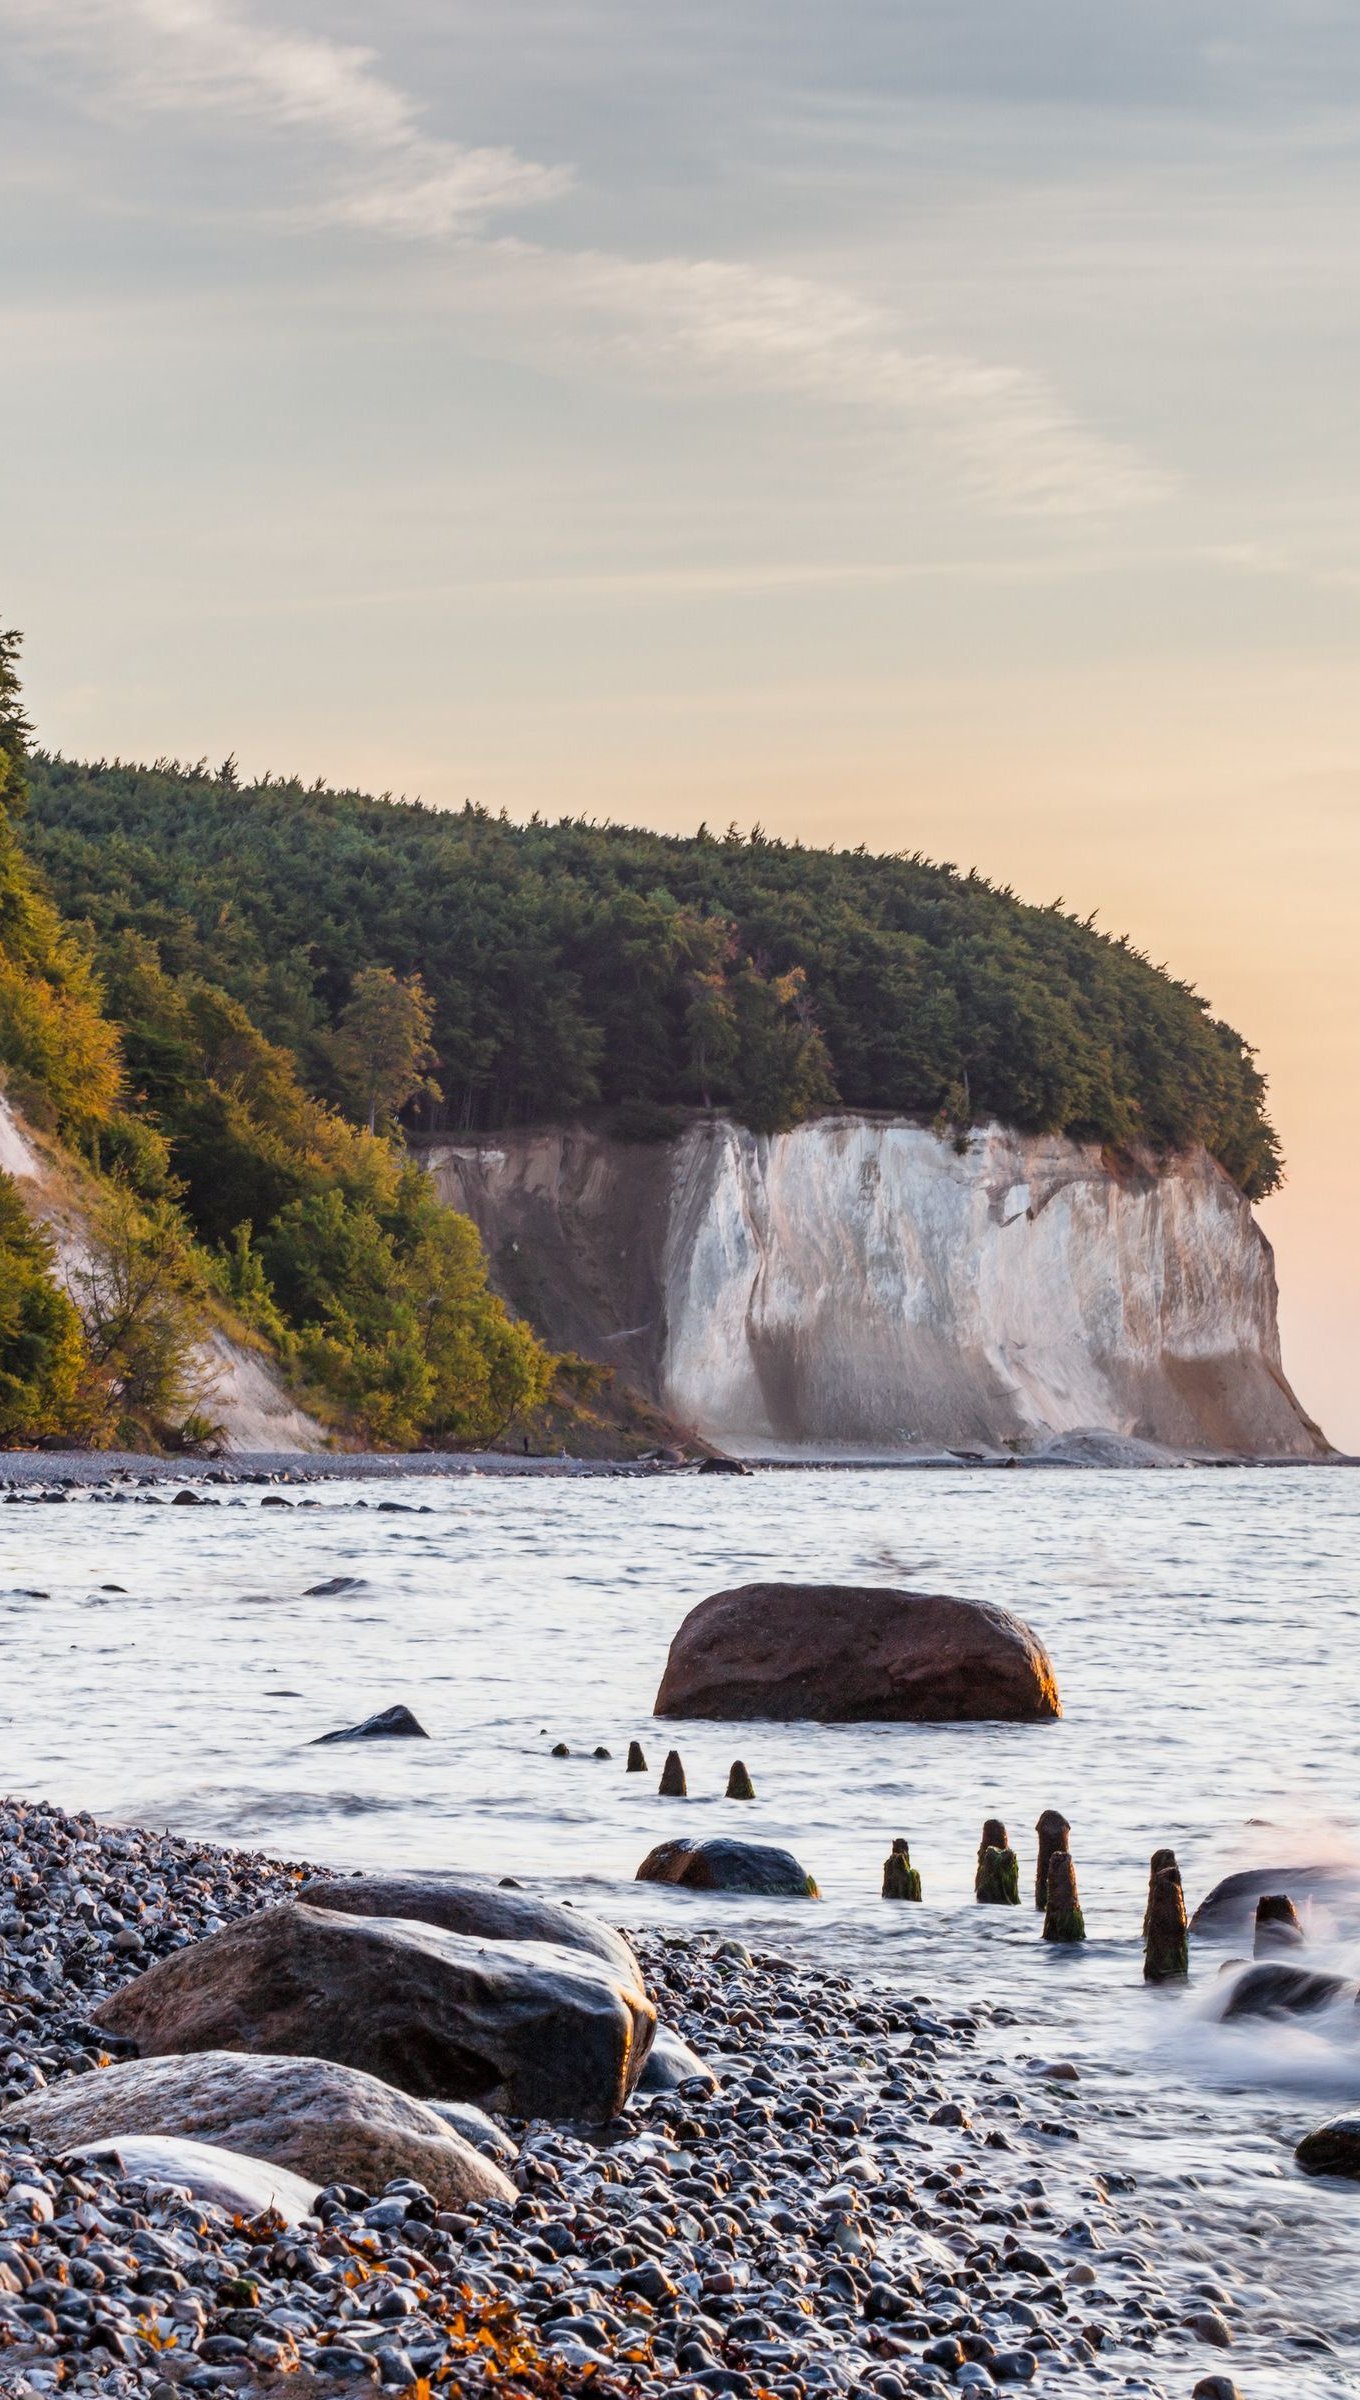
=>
[2,2051,513,2210]
[95,1902,654,2123]
[636,1836,819,1898]
[637,2025,716,2093]
[300,1872,639,1982]
[654,1583,1060,1722]
[63,2134,321,2225]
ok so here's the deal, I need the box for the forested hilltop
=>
[0,630,557,1452]
[26,752,1280,1199]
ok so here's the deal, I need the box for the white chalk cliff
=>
[427,1116,1324,1459]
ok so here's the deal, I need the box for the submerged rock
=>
[1190,1861,1358,1939]
[3,2050,514,2208]
[1218,1961,1350,2020]
[94,1901,655,2122]
[1296,2115,1360,2178]
[653,1582,1060,1721]
[300,1869,640,1979]
[312,1703,429,1744]
[636,1835,819,1897]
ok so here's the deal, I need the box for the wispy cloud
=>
[3,0,1165,515]
[5,0,569,229]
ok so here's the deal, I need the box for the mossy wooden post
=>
[726,1760,755,1800]
[1254,1893,1304,1954]
[976,1819,1021,1905]
[1042,1849,1086,1942]
[1034,1809,1071,1910]
[882,1838,922,1901]
[1143,1851,1189,1983]
[626,1741,648,1773]
[659,1749,687,1797]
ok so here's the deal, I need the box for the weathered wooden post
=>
[1034,1810,1071,1910]
[976,1818,1021,1905]
[726,1760,755,1799]
[882,1838,922,1901]
[1143,1850,1188,1983]
[659,1749,687,1797]
[1042,1849,1086,1942]
[626,1740,648,1773]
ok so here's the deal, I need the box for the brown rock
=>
[636,1837,818,1898]
[653,1584,1059,1722]
[298,1873,640,1981]
[0,2052,514,2210]
[94,1903,654,2125]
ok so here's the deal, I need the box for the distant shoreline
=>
[0,1446,1352,1486]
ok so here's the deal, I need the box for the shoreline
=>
[0,1447,1353,1489]
[0,1793,1295,2398]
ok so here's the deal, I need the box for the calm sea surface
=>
[4,1465,1360,2392]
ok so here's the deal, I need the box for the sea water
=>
[3,1463,1360,2388]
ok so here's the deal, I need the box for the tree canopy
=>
[24,750,1282,1195]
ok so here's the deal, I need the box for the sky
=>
[3,0,1359,1442]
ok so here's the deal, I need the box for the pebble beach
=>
[0,1792,1286,2400]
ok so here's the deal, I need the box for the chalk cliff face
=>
[425,1117,1324,1460]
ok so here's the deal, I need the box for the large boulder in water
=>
[1189,1863,1359,1940]
[654,1582,1060,1722]
[94,1902,654,2124]
[299,1872,639,1983]
[636,1836,818,1897]
[1217,1962,1351,2020]
[0,2052,514,2210]
[1296,2116,1360,2179]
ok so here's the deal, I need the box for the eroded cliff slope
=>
[426,1117,1324,1460]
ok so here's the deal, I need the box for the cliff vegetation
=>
[0,625,554,1451]
[25,745,1281,1200]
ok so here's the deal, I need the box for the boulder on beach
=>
[637,2024,716,2092]
[636,1836,819,1898]
[653,1583,1060,1722]
[423,2098,519,2159]
[1217,1961,1351,2021]
[1295,2115,1360,2179]
[62,2133,321,2226]
[1189,1862,1359,1940]
[311,1704,429,1744]
[1,2051,514,2211]
[94,1901,655,2124]
[299,1871,640,1981]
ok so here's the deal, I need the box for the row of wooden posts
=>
[627,1745,1191,1983]
[884,1813,1191,1983]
